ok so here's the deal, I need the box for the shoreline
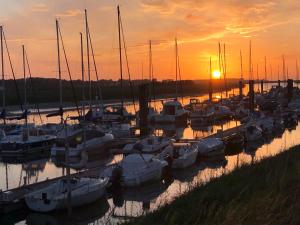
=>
[124,145,300,225]
[4,87,239,115]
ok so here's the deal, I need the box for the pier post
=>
[249,80,255,112]
[287,79,293,103]
[260,80,264,93]
[139,84,149,137]
[239,80,243,98]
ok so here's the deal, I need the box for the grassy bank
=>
[126,146,300,225]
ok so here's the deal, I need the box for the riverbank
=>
[125,145,300,225]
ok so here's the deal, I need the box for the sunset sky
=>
[1,0,300,81]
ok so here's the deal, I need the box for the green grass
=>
[125,145,300,225]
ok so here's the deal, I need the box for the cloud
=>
[31,3,49,13]
[55,9,83,18]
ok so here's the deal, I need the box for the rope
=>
[3,30,23,111]
[24,48,43,124]
[120,15,136,114]
[58,24,81,117]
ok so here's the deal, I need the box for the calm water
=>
[2,82,297,225]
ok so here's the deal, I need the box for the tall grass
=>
[125,145,300,225]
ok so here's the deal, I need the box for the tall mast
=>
[269,64,273,81]
[80,32,85,116]
[117,6,124,110]
[56,19,63,124]
[296,60,299,87]
[22,45,27,108]
[249,40,252,80]
[240,50,243,80]
[282,55,285,81]
[209,57,212,101]
[223,43,227,98]
[0,26,5,118]
[85,9,92,109]
[256,63,259,92]
[175,37,178,100]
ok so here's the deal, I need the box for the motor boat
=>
[160,142,198,169]
[197,138,224,157]
[25,177,108,212]
[101,154,168,187]
[51,125,114,158]
[0,129,56,156]
[101,122,132,138]
[122,135,171,154]
[150,100,188,124]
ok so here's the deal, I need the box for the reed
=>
[124,145,300,225]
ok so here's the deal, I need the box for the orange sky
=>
[1,0,300,81]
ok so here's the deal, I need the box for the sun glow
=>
[212,70,221,79]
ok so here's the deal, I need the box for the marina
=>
[1,3,300,224]
[1,81,300,224]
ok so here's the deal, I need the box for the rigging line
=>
[3,30,23,111]
[87,25,103,107]
[119,14,136,113]
[117,6,124,113]
[24,47,43,124]
[58,24,81,117]
[85,9,92,109]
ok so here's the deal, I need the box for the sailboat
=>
[150,38,188,124]
[82,9,133,123]
[25,177,109,212]
[101,153,168,187]
[51,20,114,158]
[0,45,56,156]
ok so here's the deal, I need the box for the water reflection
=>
[3,85,300,225]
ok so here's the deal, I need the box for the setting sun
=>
[212,70,221,79]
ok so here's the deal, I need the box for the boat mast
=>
[149,40,156,109]
[22,45,27,110]
[282,55,285,82]
[249,40,252,80]
[209,57,212,101]
[22,45,28,127]
[240,50,243,77]
[256,63,259,92]
[223,43,227,98]
[85,9,92,110]
[56,19,63,124]
[296,60,299,87]
[0,26,5,124]
[117,6,124,111]
[80,32,85,117]
[175,37,178,100]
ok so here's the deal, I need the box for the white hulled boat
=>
[160,142,198,169]
[0,130,56,156]
[150,100,188,124]
[101,154,168,187]
[51,125,113,157]
[25,177,108,212]
[122,135,171,154]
